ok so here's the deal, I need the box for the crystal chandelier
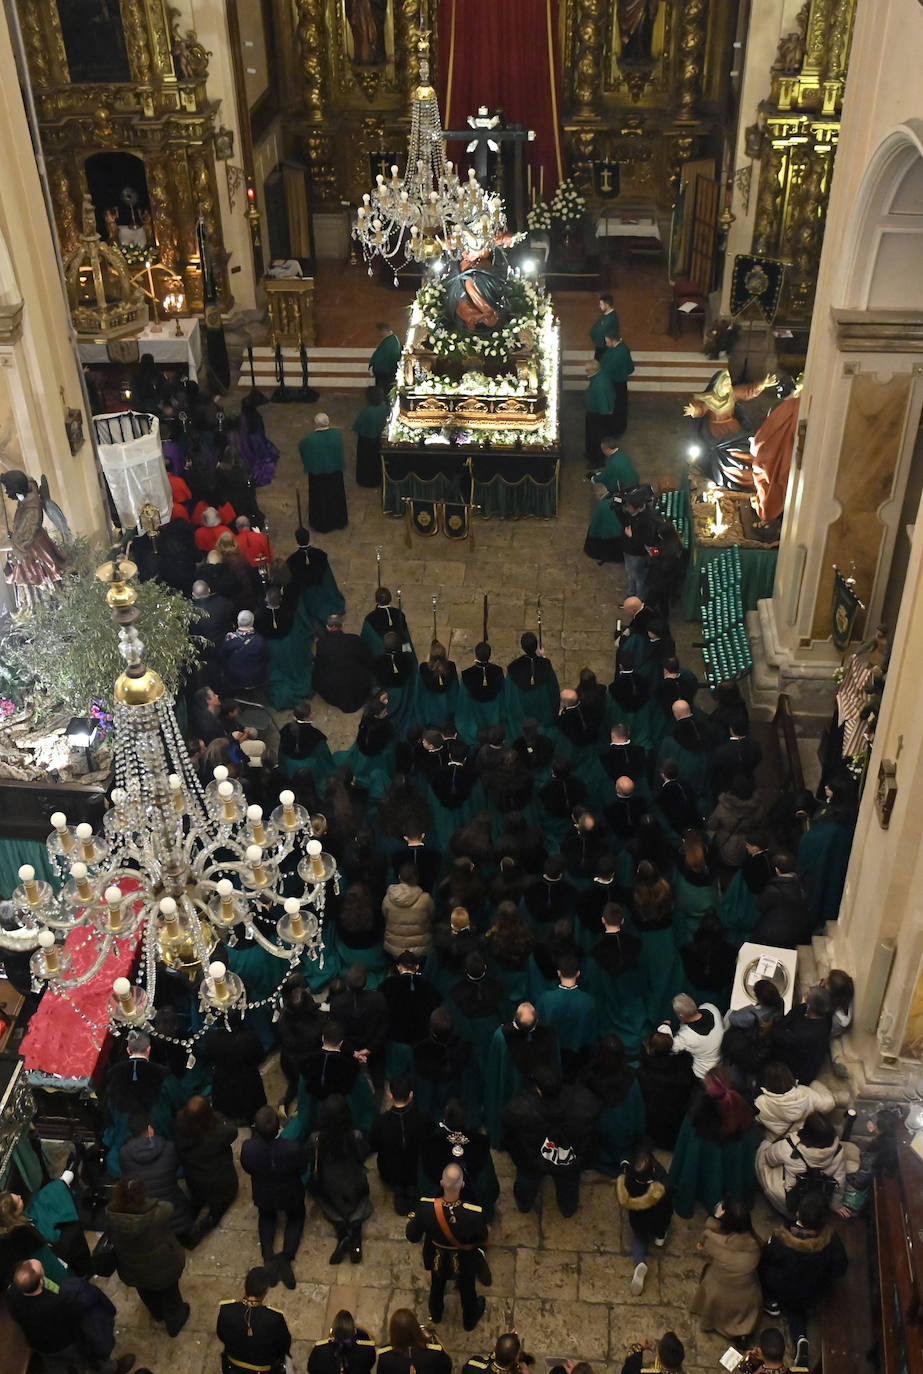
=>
[0,559,337,1031]
[353,35,509,272]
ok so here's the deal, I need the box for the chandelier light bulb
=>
[70,861,92,899]
[50,812,74,850]
[279,790,298,829]
[216,878,235,918]
[18,865,40,905]
[213,765,229,783]
[37,929,58,972]
[362,193,371,204]
[209,960,230,1001]
[376,174,384,185]
[217,779,236,821]
[246,844,267,886]
[75,822,95,861]
[159,896,181,938]
[247,804,267,845]
[284,896,306,939]
[306,837,326,881]
[113,976,135,1015]
[391,164,399,176]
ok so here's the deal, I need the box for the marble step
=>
[236,345,717,394]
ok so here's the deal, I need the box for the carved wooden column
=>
[145,155,181,275]
[293,0,328,120]
[673,0,708,122]
[121,0,155,86]
[188,145,230,306]
[572,0,604,118]
[752,144,785,256]
[823,0,856,113]
[44,158,81,257]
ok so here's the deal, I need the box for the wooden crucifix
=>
[443,107,535,230]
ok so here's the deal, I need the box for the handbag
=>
[90,1231,117,1278]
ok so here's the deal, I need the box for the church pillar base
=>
[744,598,838,723]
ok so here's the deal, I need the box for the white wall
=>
[173,0,259,311]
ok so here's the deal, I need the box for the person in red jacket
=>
[194,507,232,554]
[234,516,273,571]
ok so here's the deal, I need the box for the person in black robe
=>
[200,1013,267,1125]
[379,954,442,1045]
[600,722,647,783]
[299,1020,360,1101]
[286,528,331,591]
[637,1031,696,1150]
[575,855,621,937]
[276,978,322,1109]
[306,1097,371,1264]
[523,855,578,925]
[362,587,413,651]
[369,1075,431,1214]
[279,700,330,768]
[412,1008,471,1116]
[512,717,556,771]
[329,965,389,1087]
[560,807,608,880]
[654,761,703,834]
[537,756,588,820]
[589,902,642,978]
[419,1098,499,1220]
[391,831,444,893]
[556,688,599,750]
[105,1030,169,1119]
[501,1064,599,1217]
[606,775,650,839]
[459,643,505,703]
[313,616,374,713]
[308,1312,377,1374]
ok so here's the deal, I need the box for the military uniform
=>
[405,1193,488,1330]
[217,1296,291,1374]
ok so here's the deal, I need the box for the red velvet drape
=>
[438,0,565,199]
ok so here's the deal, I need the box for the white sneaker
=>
[60,1170,75,1187]
[653,1235,667,1247]
[630,1261,648,1295]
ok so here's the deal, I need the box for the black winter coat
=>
[174,1116,239,1213]
[118,1134,193,1234]
[240,1135,309,1212]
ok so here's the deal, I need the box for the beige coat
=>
[691,1216,763,1338]
[754,1080,836,1138]
[382,881,434,957]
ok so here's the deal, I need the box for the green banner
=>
[832,569,861,651]
[730,254,786,323]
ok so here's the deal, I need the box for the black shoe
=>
[263,1257,280,1286]
[463,1297,486,1331]
[329,1236,352,1265]
[764,1300,781,1317]
[795,1338,810,1369]
[350,1241,362,1264]
[165,1303,190,1338]
[428,1306,443,1324]
[113,1357,136,1374]
[276,1256,296,1289]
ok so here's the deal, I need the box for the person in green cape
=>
[584,360,616,463]
[483,1002,559,1148]
[583,437,639,564]
[535,951,599,1075]
[299,413,348,533]
[589,292,620,360]
[286,527,345,635]
[600,329,635,436]
[369,322,402,393]
[352,385,389,488]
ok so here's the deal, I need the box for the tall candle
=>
[284,897,305,940]
[209,960,230,1002]
[113,977,135,1016]
[18,864,39,905]
[246,844,267,886]
[50,811,74,851]
[38,930,58,973]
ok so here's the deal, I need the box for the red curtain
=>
[438,0,565,200]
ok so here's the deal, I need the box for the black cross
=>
[443,108,534,229]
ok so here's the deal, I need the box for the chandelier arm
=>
[52,937,114,990]
[244,920,308,960]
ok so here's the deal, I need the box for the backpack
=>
[784,1137,840,1214]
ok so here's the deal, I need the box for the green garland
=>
[4,540,205,714]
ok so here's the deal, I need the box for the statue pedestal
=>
[727,319,778,383]
[744,598,839,723]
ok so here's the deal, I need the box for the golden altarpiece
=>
[276,0,739,219]
[17,0,232,314]
[744,0,856,323]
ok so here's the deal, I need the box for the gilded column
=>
[294,0,328,120]
[673,0,707,122]
[752,144,785,257]
[801,0,833,83]
[145,156,181,273]
[45,159,80,256]
[121,0,155,86]
[572,0,604,119]
[822,0,856,113]
[397,0,433,113]
[788,151,830,316]
[16,3,52,90]
[188,146,230,307]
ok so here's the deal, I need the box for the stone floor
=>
[251,385,712,752]
[92,1060,782,1374]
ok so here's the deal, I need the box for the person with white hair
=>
[659,994,724,1079]
[193,504,233,553]
[298,412,348,533]
[219,609,268,695]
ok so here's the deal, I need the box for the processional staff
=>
[376,546,383,589]
[432,594,438,643]
[537,594,543,653]
[483,593,489,645]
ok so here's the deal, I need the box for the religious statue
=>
[346,0,387,65]
[444,241,515,331]
[169,8,211,79]
[749,378,803,525]
[1,470,67,610]
[618,0,660,62]
[683,368,776,491]
[104,206,119,242]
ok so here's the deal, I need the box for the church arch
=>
[840,120,923,311]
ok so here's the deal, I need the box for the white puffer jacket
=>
[754,1081,836,1138]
